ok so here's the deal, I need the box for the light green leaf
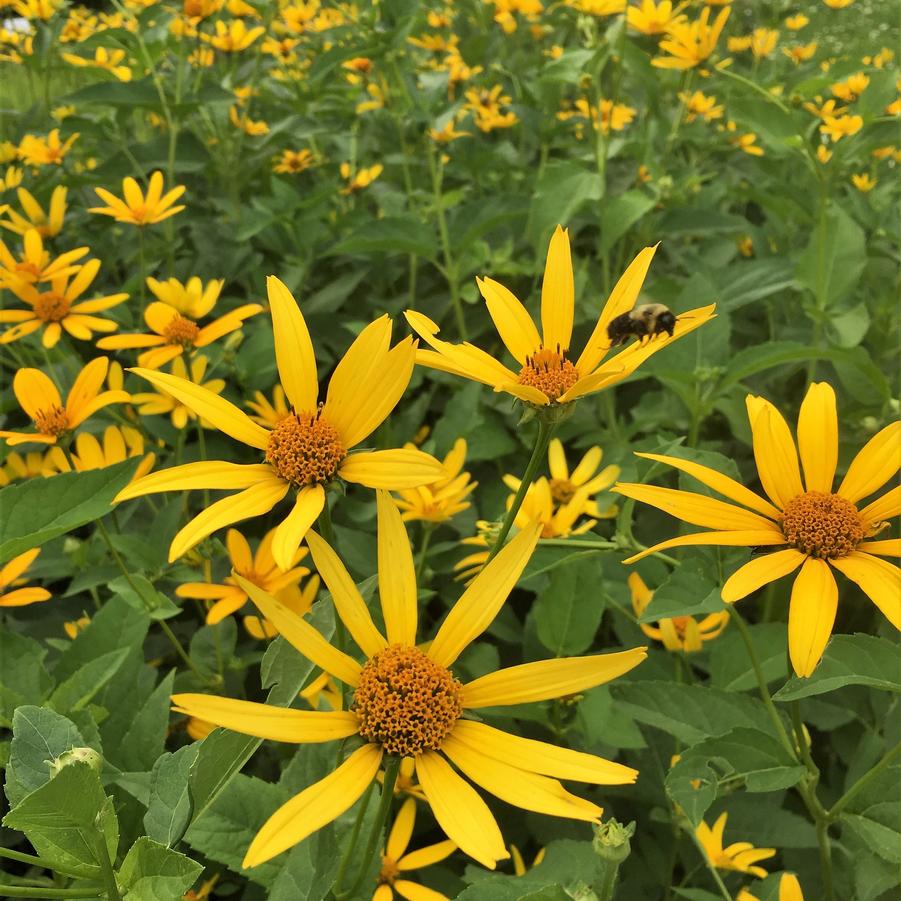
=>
[115,670,175,772]
[599,191,656,254]
[527,161,602,247]
[117,837,203,901]
[144,745,200,847]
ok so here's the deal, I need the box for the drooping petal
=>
[0,587,52,606]
[377,490,418,646]
[271,485,325,572]
[477,276,541,364]
[338,449,444,489]
[386,797,416,862]
[721,548,807,602]
[12,369,61,420]
[539,225,575,354]
[622,530,787,564]
[746,398,804,510]
[242,743,382,868]
[462,647,647,708]
[797,382,838,493]
[266,276,318,412]
[787,558,838,678]
[829,552,901,631]
[0,548,41,585]
[837,422,901,503]
[115,462,276,502]
[428,523,541,668]
[170,694,359,743]
[415,751,508,870]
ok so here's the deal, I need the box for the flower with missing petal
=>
[89,170,186,226]
[615,383,900,677]
[0,548,51,607]
[405,226,714,408]
[115,277,445,569]
[172,494,646,868]
[695,812,775,878]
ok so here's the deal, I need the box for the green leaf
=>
[0,626,52,727]
[709,623,788,691]
[331,216,437,260]
[534,557,605,656]
[599,191,656,254]
[638,560,724,623]
[796,204,866,308]
[144,745,200,847]
[64,78,162,107]
[110,573,181,621]
[117,837,203,901]
[0,459,140,564]
[267,825,340,901]
[773,634,901,701]
[115,670,175,772]
[527,161,603,247]
[48,648,130,714]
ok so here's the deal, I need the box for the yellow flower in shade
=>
[244,574,319,640]
[679,90,724,122]
[182,0,221,19]
[614,382,901,677]
[820,114,863,141]
[207,18,264,51]
[628,573,728,652]
[750,28,778,59]
[626,0,687,36]
[229,105,269,135]
[146,276,226,318]
[0,228,88,284]
[463,85,518,132]
[1,256,127,348]
[129,355,225,429]
[380,757,426,801]
[61,47,132,81]
[405,226,715,408]
[374,798,456,901]
[785,14,808,29]
[783,42,817,64]
[183,873,219,901]
[695,813,775,878]
[246,384,290,427]
[18,130,79,167]
[274,148,315,173]
[1,165,23,190]
[64,615,91,639]
[832,72,869,102]
[46,425,154,481]
[300,670,344,711]
[511,844,545,875]
[0,358,129,446]
[186,716,217,741]
[428,119,471,143]
[89,170,186,226]
[340,163,383,194]
[115,277,445,569]
[652,6,729,69]
[0,548,51,607]
[171,495,647,868]
[0,449,57,485]
[729,130,764,156]
[175,527,312,625]
[851,173,876,192]
[803,97,846,119]
[393,438,476,523]
[544,439,620,517]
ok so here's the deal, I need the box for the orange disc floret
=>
[32,292,71,323]
[33,406,70,436]
[264,411,346,486]
[781,491,865,559]
[518,346,579,401]
[162,313,201,347]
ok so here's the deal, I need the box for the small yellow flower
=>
[0,165,23,190]
[61,46,132,81]
[738,235,754,257]
[394,438,476,523]
[652,6,730,70]
[46,425,155,482]
[428,119,472,144]
[822,0,854,8]
[11,0,62,21]
[679,90,723,122]
[749,28,778,59]
[129,355,226,429]
[0,228,88,285]
[182,0,221,19]
[831,72,869,102]
[820,113,863,141]
[18,130,79,167]
[51,105,76,121]
[89,170,186,226]
[206,18,264,51]
[626,0,687,36]
[229,104,269,135]
[802,97,846,119]
[783,42,817,64]
[357,82,386,114]
[0,548,51,607]
[816,144,833,163]
[64,616,91,639]
[851,172,876,192]
[511,844,545,876]
[0,449,57,485]
[730,130,764,156]
[695,813,775,878]
[463,84,518,132]
[784,14,808,29]
[274,148,315,173]
[340,162,383,194]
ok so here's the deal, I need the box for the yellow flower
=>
[46,425,155,482]
[18,130,79,167]
[243,574,319,640]
[822,0,854,7]
[0,448,57,485]
[831,72,869,102]
[695,813,775,878]
[11,0,62,20]
[785,14,808,29]
[730,130,764,156]
[274,148,315,173]
[783,42,817,64]
[115,278,445,569]
[0,358,129,447]
[0,165,23,190]
[171,495,647,867]
[566,0,626,15]
[374,797,456,901]
[819,113,863,141]
[615,382,901,677]
[652,6,729,69]
[357,82,386,114]
[405,225,715,407]
[393,438,476,523]
[51,105,76,121]
[300,670,344,711]
[0,228,88,285]
[229,104,269,135]
[146,276,226,317]
[182,0,221,19]
[738,235,754,257]
[89,170,186,226]
[802,97,846,119]
[511,844,545,875]
[206,18,264,51]
[851,172,876,192]
[245,384,290,427]
[129,355,226,429]
[340,163,383,194]
[544,438,620,516]
[679,90,723,122]
[428,119,472,143]
[816,144,832,163]
[750,28,778,59]
[61,47,132,81]
[64,615,91,639]
[626,0,687,36]
[0,548,51,607]
[629,573,728,652]
[463,85,518,132]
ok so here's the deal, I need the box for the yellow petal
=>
[622,530,788,564]
[788,558,837,678]
[779,873,804,901]
[271,485,324,571]
[397,843,456,873]
[477,276,541,365]
[450,720,637,785]
[377,490,418,646]
[837,422,901,503]
[441,734,601,822]
[829,552,901,631]
[746,397,804,510]
[428,523,541,668]
[387,797,416,862]
[236,574,362,686]
[169,479,289,561]
[306,529,387,658]
[116,461,276,502]
[556,365,625,404]
[797,382,838,493]
[415,750,508,870]
[394,881,450,901]
[170,694,359,743]
[339,448,445,489]
[130,367,270,449]
[857,539,901,557]
[860,485,901,524]
[540,225,574,353]
[548,439,568,481]
[243,743,382,868]
[721,549,807,602]
[634,452,781,520]
[266,275,318,412]
[462,647,647,708]
[0,587,52,606]
[0,547,41,584]
[66,360,109,422]
[13,368,61,420]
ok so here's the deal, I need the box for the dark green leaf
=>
[117,837,203,900]
[599,191,656,254]
[331,217,437,260]
[144,745,200,847]
[534,557,605,656]
[0,627,52,727]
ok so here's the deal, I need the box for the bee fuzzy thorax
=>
[606,303,677,347]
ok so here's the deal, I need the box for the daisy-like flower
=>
[0,186,67,237]
[0,358,129,446]
[0,548,51,607]
[626,0,688,36]
[97,284,260,369]
[1,257,127,348]
[405,226,715,408]
[206,18,264,51]
[832,72,869,102]
[172,494,647,867]
[114,277,445,570]
[61,46,132,81]
[783,42,817,64]
[820,114,863,142]
[851,172,876,192]
[45,425,155,482]
[89,170,186,226]
[374,798,456,901]
[244,575,320,640]
[0,448,57,485]
[246,384,290,427]
[695,812,775,878]
[680,90,724,122]
[393,438,476,523]
[749,27,779,59]
[785,14,809,29]
[129,355,225,429]
[18,130,78,167]
[340,163,383,194]
[543,439,620,516]
[614,383,900,677]
[274,149,315,173]
[652,6,730,69]
[629,573,728,652]
[0,228,88,285]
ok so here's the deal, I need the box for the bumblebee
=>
[606,303,676,346]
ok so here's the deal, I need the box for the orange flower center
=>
[549,477,576,503]
[265,411,346,486]
[781,491,865,559]
[34,405,70,436]
[378,856,401,885]
[671,615,691,636]
[162,313,201,347]
[33,291,71,322]
[517,347,579,401]
[352,645,463,756]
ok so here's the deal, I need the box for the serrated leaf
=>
[117,837,203,901]
[110,573,181,621]
[144,745,200,847]
[709,623,788,691]
[639,560,725,623]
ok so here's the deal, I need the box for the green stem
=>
[0,847,46,867]
[596,861,618,901]
[91,829,120,901]
[138,227,147,315]
[486,417,555,563]
[815,817,835,901]
[331,781,376,896]
[828,741,901,820]
[416,523,434,585]
[0,888,102,899]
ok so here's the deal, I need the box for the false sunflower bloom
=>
[18,130,78,167]
[695,813,775,878]
[615,383,900,677]
[89,171,186,226]
[246,384,290,427]
[393,438,476,523]
[626,0,687,36]
[173,493,646,868]
[405,226,715,407]
[0,449,56,485]
[115,277,444,570]
[0,548,51,607]
[652,6,730,69]
[46,425,155,481]
[129,355,225,429]
[0,229,87,284]
[0,358,129,446]
[0,185,67,237]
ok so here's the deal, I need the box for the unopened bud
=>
[593,818,635,865]
[47,747,103,777]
